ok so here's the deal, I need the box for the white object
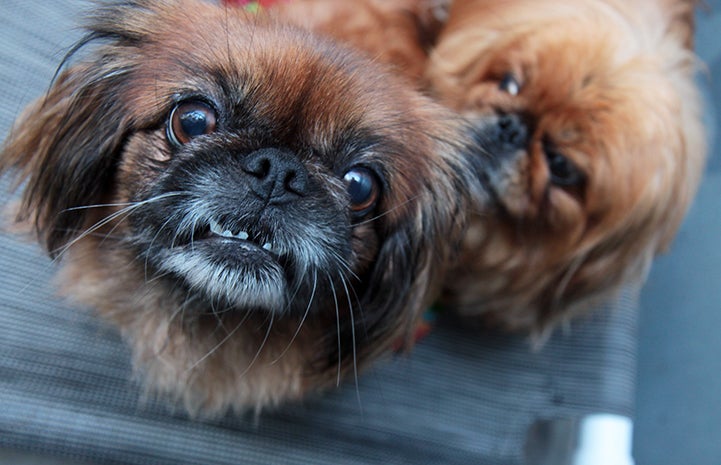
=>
[572,414,635,465]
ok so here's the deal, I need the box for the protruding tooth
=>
[262,243,272,251]
[209,220,222,235]
[236,231,249,240]
[222,230,234,238]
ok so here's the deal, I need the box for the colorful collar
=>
[222,0,288,13]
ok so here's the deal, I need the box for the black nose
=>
[492,113,528,153]
[241,148,309,203]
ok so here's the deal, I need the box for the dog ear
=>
[657,0,699,49]
[0,61,131,257]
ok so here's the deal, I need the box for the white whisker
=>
[144,216,177,283]
[338,271,362,412]
[62,201,142,212]
[237,313,274,378]
[271,268,317,365]
[185,311,251,372]
[328,249,359,282]
[355,193,422,227]
[51,191,186,260]
[325,271,342,387]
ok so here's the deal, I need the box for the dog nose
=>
[242,148,309,202]
[494,113,528,152]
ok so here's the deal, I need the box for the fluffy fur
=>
[426,0,706,334]
[0,0,478,414]
[272,0,448,81]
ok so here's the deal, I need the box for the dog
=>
[271,0,448,82]
[425,0,706,334]
[0,0,480,414]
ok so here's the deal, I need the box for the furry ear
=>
[658,0,699,48]
[0,53,132,257]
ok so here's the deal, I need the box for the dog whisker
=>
[185,310,252,373]
[327,249,359,282]
[157,293,197,357]
[325,271,343,387]
[270,268,318,365]
[338,270,362,412]
[336,260,368,342]
[62,201,142,212]
[143,267,178,285]
[142,212,182,282]
[51,192,186,260]
[50,206,136,260]
[355,193,422,227]
[14,200,170,298]
[236,312,274,379]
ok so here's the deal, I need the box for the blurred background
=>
[635,2,721,463]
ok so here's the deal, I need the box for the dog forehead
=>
[138,12,341,88]
[117,3,401,133]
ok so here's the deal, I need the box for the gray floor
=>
[635,5,721,464]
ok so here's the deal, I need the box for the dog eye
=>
[545,149,584,187]
[167,100,217,147]
[499,73,521,96]
[343,167,381,217]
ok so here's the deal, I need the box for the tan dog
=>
[0,0,479,414]
[426,0,706,334]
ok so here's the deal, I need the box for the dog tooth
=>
[222,230,234,238]
[262,242,272,251]
[236,231,249,240]
[209,220,222,235]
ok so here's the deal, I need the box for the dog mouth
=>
[151,216,291,313]
[199,219,280,256]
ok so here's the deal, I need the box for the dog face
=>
[1,0,473,413]
[426,0,706,332]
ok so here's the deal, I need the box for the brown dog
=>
[0,0,479,414]
[426,0,706,335]
[272,0,447,81]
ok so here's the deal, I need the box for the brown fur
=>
[0,0,475,414]
[426,0,706,334]
[272,0,447,82]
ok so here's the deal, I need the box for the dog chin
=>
[155,238,288,312]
